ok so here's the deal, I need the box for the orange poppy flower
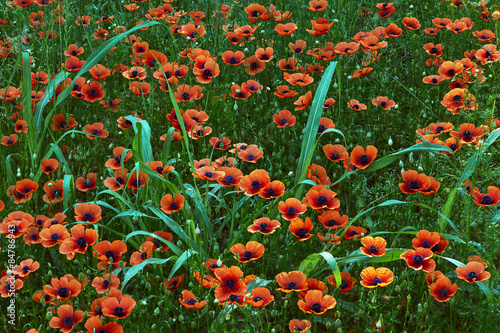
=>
[289,217,314,241]
[0,219,30,238]
[400,247,436,272]
[352,67,373,78]
[244,3,267,21]
[323,98,336,108]
[384,23,402,38]
[456,261,490,283]
[246,287,274,308]
[450,123,483,144]
[178,290,207,309]
[322,144,348,162]
[328,272,356,293]
[360,267,393,288]
[334,42,359,55]
[59,224,98,256]
[11,259,39,279]
[84,317,122,333]
[308,0,328,12]
[238,145,263,163]
[235,24,257,37]
[239,169,270,196]
[399,170,431,194]
[93,240,127,264]
[371,96,396,110]
[244,55,265,75]
[475,44,500,65]
[472,186,500,206]
[105,147,132,170]
[306,17,334,35]
[360,236,387,257]
[276,271,308,293]
[347,99,367,111]
[278,198,307,220]
[412,230,440,250]
[127,170,148,190]
[0,276,23,298]
[429,276,457,302]
[344,225,367,240]
[289,320,312,332]
[102,294,136,319]
[144,230,173,253]
[403,17,420,30]
[255,47,274,62]
[284,73,314,87]
[230,241,265,263]
[74,173,96,192]
[122,66,147,80]
[214,167,241,187]
[424,27,439,35]
[289,40,306,54]
[376,3,396,18]
[214,266,246,301]
[174,84,203,102]
[274,85,298,99]
[48,304,83,333]
[147,161,175,177]
[163,274,184,291]
[306,163,330,185]
[422,75,445,85]
[294,91,312,110]
[74,203,101,223]
[13,120,27,133]
[258,180,285,199]
[130,241,154,266]
[298,290,336,314]
[350,145,377,169]
[438,60,464,79]
[273,110,296,128]
[92,273,120,293]
[44,276,81,300]
[40,224,69,247]
[222,50,244,65]
[160,193,185,214]
[14,178,38,197]
[1,134,18,146]
[247,217,281,234]
[193,166,225,181]
[303,185,340,211]
[423,43,443,57]
[317,210,347,229]
[419,176,440,195]
[275,22,298,36]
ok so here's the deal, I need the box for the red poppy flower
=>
[247,217,281,234]
[279,198,307,220]
[456,261,490,283]
[160,193,185,214]
[298,289,336,315]
[360,267,394,288]
[274,85,298,99]
[372,96,396,109]
[316,210,347,229]
[178,290,207,309]
[230,241,265,263]
[403,17,421,30]
[360,236,387,257]
[306,163,330,186]
[308,0,328,12]
[48,304,83,333]
[244,55,265,75]
[238,145,263,163]
[322,144,348,163]
[44,276,81,300]
[274,110,296,128]
[84,317,122,333]
[59,224,98,257]
[222,50,245,65]
[239,169,270,196]
[306,17,334,35]
[302,185,340,211]
[40,224,69,247]
[350,145,377,169]
[328,272,356,293]
[399,170,431,194]
[438,61,464,79]
[293,91,312,111]
[91,273,120,294]
[83,122,109,140]
[289,217,314,241]
[130,241,154,266]
[258,180,285,199]
[214,266,246,301]
[472,186,500,206]
[429,276,457,302]
[400,247,436,272]
[412,229,440,250]
[289,320,312,332]
[276,271,308,293]
[102,294,136,319]
[174,84,203,102]
[450,123,483,144]
[347,99,367,111]
[74,203,101,223]
[244,287,273,308]
[42,179,64,204]
[1,134,18,146]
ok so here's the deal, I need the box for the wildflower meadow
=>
[1,0,499,332]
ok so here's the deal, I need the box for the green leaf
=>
[167,249,196,282]
[318,251,341,289]
[146,205,188,242]
[482,127,500,151]
[457,153,478,186]
[5,155,15,185]
[298,253,322,277]
[34,71,69,136]
[21,52,35,149]
[439,188,458,232]
[361,142,453,174]
[125,230,182,256]
[246,277,272,292]
[294,61,338,197]
[337,249,406,265]
[122,257,171,290]
[62,174,73,210]
[52,143,71,176]
[127,116,153,163]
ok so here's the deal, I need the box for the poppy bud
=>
[409,152,414,163]
[195,226,201,235]
[388,138,393,146]
[151,324,157,330]
[233,102,238,111]
[417,166,423,173]
[335,319,341,328]
[225,313,231,321]
[154,307,160,315]
[178,315,184,322]
[145,282,151,290]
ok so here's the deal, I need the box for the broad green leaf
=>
[318,251,341,288]
[122,257,171,290]
[5,155,15,185]
[337,249,406,265]
[481,127,500,151]
[246,277,272,292]
[22,52,36,150]
[294,61,338,198]
[299,253,322,276]
[62,174,73,210]
[439,188,458,232]
[125,230,182,256]
[167,249,196,282]
[52,143,71,175]
[146,205,188,242]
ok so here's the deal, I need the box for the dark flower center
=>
[251,180,262,190]
[439,288,448,298]
[310,302,322,313]
[51,233,60,241]
[253,296,263,303]
[449,144,457,151]
[408,181,420,190]
[318,124,326,133]
[461,130,472,139]
[431,244,440,252]
[246,154,255,161]
[325,219,337,227]
[203,69,212,77]
[45,166,53,171]
[105,250,115,259]
[358,154,370,165]
[169,202,179,210]
[89,89,97,96]
[340,279,347,289]
[453,95,462,103]
[243,251,253,261]
[186,299,197,305]
[181,92,190,100]
[141,252,147,260]
[31,233,38,240]
[296,228,308,238]
[102,280,109,287]
[92,129,100,135]
[225,279,236,289]
[467,271,478,281]
[223,175,235,185]
[380,101,387,107]
[413,254,424,264]
[250,62,258,69]
[286,281,297,289]
[156,166,164,173]
[22,265,30,273]
[317,195,328,205]
[422,240,430,248]
[113,306,124,317]
[204,171,214,178]
[83,213,93,221]
[286,207,296,215]
[259,222,269,231]
[229,294,239,302]
[59,121,68,129]
[280,118,289,125]
[266,188,276,197]
[76,237,87,247]
[348,230,358,237]
[447,69,455,76]
[229,57,237,64]
[369,245,377,253]
[372,277,382,285]
[430,47,438,54]
[63,316,74,327]
[57,287,69,298]
[431,78,438,83]
[480,195,493,205]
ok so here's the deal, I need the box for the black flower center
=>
[266,188,276,197]
[380,101,387,107]
[22,265,30,273]
[63,316,74,327]
[286,281,297,290]
[480,195,493,205]
[408,181,420,190]
[340,279,347,289]
[251,180,262,190]
[310,302,322,313]
[296,228,308,238]
[51,233,60,241]
[76,237,87,247]
[186,299,196,305]
[280,118,288,125]
[372,277,382,285]
[113,306,124,317]
[430,47,438,54]
[181,92,190,100]
[431,78,438,83]
[259,222,269,231]
[317,195,328,205]
[422,240,430,248]
[169,202,179,210]
[102,280,109,287]
[225,279,236,289]
[348,230,358,237]
[439,288,448,298]
[57,287,69,298]
[413,254,424,264]
[223,175,235,185]
[369,245,377,253]
[83,213,93,221]
[243,251,253,261]
[105,250,115,259]
[286,207,296,215]
[467,271,478,281]
[453,95,462,103]
[204,171,214,178]
[462,130,472,139]
[318,124,326,133]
